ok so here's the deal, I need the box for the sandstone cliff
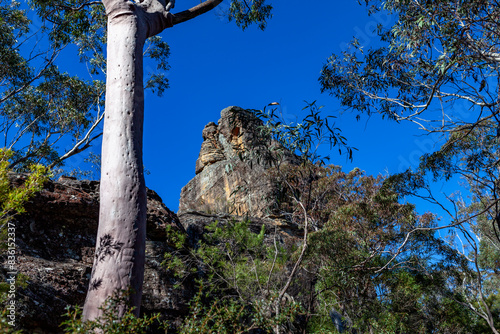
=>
[179,106,297,218]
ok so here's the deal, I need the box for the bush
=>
[61,291,163,334]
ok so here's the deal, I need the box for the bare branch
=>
[49,111,105,168]
[56,1,101,11]
[172,0,223,25]
[277,200,309,304]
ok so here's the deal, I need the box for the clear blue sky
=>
[60,1,440,212]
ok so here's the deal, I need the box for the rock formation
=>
[179,106,297,218]
[3,175,191,333]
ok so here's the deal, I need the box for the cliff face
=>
[4,175,191,333]
[179,106,297,218]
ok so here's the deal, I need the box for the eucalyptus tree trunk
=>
[83,0,223,321]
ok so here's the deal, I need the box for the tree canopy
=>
[320,1,500,332]
[0,0,105,169]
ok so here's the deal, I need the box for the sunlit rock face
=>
[179,106,297,218]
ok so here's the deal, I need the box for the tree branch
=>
[49,111,105,168]
[172,0,223,25]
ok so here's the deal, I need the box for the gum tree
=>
[78,0,272,321]
[319,1,500,331]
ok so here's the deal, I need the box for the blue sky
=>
[60,1,442,212]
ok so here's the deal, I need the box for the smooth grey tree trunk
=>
[82,0,223,321]
[82,6,148,321]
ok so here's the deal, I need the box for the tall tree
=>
[319,0,500,331]
[63,0,272,321]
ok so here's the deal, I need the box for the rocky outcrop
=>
[3,175,191,333]
[179,106,297,218]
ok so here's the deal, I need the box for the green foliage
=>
[30,0,107,50]
[162,224,193,286]
[0,149,47,212]
[0,273,30,332]
[180,291,252,334]
[319,0,500,125]
[0,148,50,241]
[266,162,481,332]
[305,317,338,334]
[179,287,299,334]
[229,0,273,31]
[165,224,187,250]
[0,149,48,332]
[4,0,269,172]
[61,291,163,334]
[197,220,282,299]
[253,101,355,165]
[165,219,301,333]
[224,103,492,331]
[0,1,174,170]
[0,308,22,334]
[0,274,28,297]
[318,1,500,331]
[161,161,491,332]
[382,120,500,331]
[144,36,171,97]
[0,0,105,169]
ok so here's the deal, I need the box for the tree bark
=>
[83,4,148,320]
[82,0,224,321]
